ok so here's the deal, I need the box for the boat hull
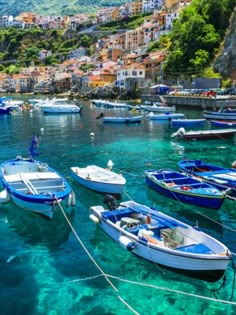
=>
[41,105,81,114]
[0,107,12,114]
[103,116,142,123]
[71,166,126,196]
[209,120,236,128]
[90,205,230,282]
[148,113,185,120]
[172,119,206,127]
[204,111,236,120]
[0,158,72,219]
[145,174,224,209]
[178,159,236,197]
[172,128,236,140]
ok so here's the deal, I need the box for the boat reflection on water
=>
[4,202,75,248]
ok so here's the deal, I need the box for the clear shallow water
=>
[0,100,236,315]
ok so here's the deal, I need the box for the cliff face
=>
[214,8,236,81]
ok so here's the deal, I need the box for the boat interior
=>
[101,207,214,254]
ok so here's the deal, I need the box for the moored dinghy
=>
[178,158,236,197]
[171,127,236,140]
[70,160,126,198]
[90,196,231,282]
[0,136,74,219]
[144,168,225,209]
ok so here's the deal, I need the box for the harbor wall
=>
[140,95,236,109]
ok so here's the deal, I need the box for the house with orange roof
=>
[88,74,105,89]
[115,63,148,91]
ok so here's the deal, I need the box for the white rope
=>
[193,209,236,233]
[55,198,140,315]
[68,273,236,306]
[56,196,236,309]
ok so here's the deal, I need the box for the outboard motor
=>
[103,194,116,210]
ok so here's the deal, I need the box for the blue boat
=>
[144,168,225,209]
[209,120,236,128]
[0,136,74,219]
[171,118,206,127]
[0,106,12,114]
[178,159,236,197]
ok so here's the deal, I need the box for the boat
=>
[178,158,236,196]
[141,103,176,112]
[171,119,206,127]
[0,136,74,219]
[89,196,231,282]
[91,99,131,109]
[171,127,236,140]
[40,98,82,114]
[147,112,185,120]
[203,109,236,120]
[144,168,225,209]
[209,120,236,128]
[70,160,126,198]
[0,106,12,114]
[96,113,142,123]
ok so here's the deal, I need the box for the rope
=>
[55,194,236,308]
[193,209,236,233]
[112,167,143,177]
[69,273,236,306]
[55,197,139,315]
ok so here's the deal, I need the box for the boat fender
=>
[0,189,10,203]
[67,191,76,207]
[89,213,100,224]
[67,193,72,207]
[119,235,135,251]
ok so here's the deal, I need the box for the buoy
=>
[90,132,95,137]
[89,213,100,224]
[146,214,151,224]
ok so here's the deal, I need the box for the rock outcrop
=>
[214,8,236,81]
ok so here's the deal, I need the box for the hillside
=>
[0,0,129,16]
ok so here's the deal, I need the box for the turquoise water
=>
[0,100,236,315]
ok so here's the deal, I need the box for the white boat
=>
[141,104,176,112]
[147,112,185,120]
[70,160,126,197]
[40,98,82,114]
[0,136,74,219]
[171,127,236,140]
[91,99,131,109]
[90,197,231,282]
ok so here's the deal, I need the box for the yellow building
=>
[165,0,179,9]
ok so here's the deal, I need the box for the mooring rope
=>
[68,273,236,306]
[56,196,236,309]
[55,198,139,315]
